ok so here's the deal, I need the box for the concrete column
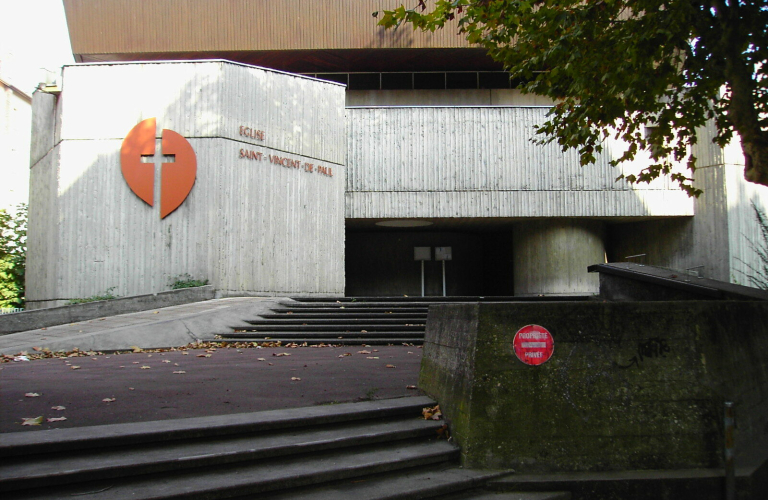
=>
[513,219,605,295]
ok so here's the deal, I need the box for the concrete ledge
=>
[0,286,215,335]
[420,301,768,473]
[0,396,435,458]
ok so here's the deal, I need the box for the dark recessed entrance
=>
[345,229,514,297]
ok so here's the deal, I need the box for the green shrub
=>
[68,287,119,305]
[0,204,27,308]
[170,274,209,289]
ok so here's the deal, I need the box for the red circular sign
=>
[513,325,554,365]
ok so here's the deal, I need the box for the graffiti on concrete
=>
[617,337,670,369]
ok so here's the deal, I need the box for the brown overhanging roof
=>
[63,0,496,72]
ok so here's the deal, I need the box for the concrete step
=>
[235,324,425,332]
[0,396,436,458]
[246,318,427,325]
[5,440,460,500]
[486,470,724,500]
[270,304,429,314]
[442,491,571,500]
[278,301,436,309]
[0,417,445,492]
[252,466,512,500]
[222,332,423,339]
[218,337,424,345]
[289,296,588,303]
[257,313,428,320]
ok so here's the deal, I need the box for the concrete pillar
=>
[513,219,605,295]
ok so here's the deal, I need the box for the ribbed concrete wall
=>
[63,0,469,55]
[346,107,694,219]
[27,61,346,308]
[608,121,768,283]
[513,220,605,295]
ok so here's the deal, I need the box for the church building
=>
[25,0,768,308]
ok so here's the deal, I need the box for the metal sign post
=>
[435,247,452,297]
[414,247,431,297]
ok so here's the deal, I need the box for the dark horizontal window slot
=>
[381,73,413,90]
[479,72,511,89]
[446,72,478,89]
[348,73,381,90]
[414,72,446,90]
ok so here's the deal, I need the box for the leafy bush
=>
[170,274,209,289]
[0,204,27,308]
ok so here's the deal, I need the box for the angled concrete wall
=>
[421,301,768,473]
[27,61,346,309]
[608,123,768,283]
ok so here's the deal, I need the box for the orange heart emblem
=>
[120,118,197,218]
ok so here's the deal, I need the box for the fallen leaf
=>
[196,354,211,358]
[128,387,134,391]
[436,424,450,439]
[257,358,267,361]
[51,406,66,410]
[174,363,179,366]
[274,353,291,357]
[406,385,417,390]
[140,366,151,369]
[147,354,153,358]
[102,398,116,403]
[71,366,81,370]
[358,350,371,354]
[182,352,189,355]
[24,393,40,398]
[366,356,379,359]
[130,346,142,353]
[338,353,352,358]
[162,360,171,363]
[385,364,396,368]
[422,405,443,420]
[291,377,301,381]
[22,416,43,426]
[153,311,159,314]
[47,417,67,422]
[173,370,186,374]
[132,361,140,364]
[32,346,42,351]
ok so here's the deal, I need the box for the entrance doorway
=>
[345,230,514,296]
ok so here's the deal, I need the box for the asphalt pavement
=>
[1,344,423,434]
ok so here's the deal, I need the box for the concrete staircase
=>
[219,298,431,345]
[0,397,567,500]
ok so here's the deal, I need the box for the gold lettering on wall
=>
[239,125,265,141]
[238,126,332,178]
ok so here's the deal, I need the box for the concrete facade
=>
[22,1,768,305]
[0,76,31,209]
[27,61,346,309]
[420,300,768,472]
